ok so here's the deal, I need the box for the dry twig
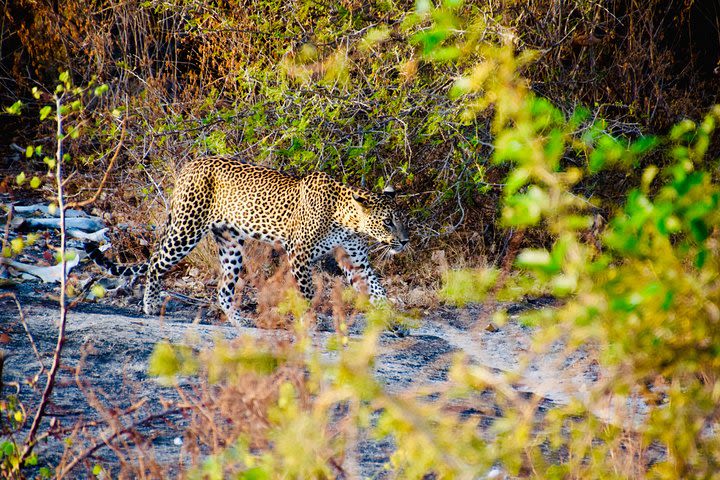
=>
[0,293,45,378]
[19,94,70,465]
[65,120,127,209]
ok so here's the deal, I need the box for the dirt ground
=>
[0,276,602,478]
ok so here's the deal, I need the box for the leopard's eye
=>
[383,218,393,228]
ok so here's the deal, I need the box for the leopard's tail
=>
[85,242,149,276]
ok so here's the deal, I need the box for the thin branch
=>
[9,143,26,154]
[1,203,12,254]
[149,117,226,138]
[65,120,127,209]
[56,406,187,478]
[0,292,44,378]
[19,93,69,465]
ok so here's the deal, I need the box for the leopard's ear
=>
[382,185,396,198]
[353,192,372,208]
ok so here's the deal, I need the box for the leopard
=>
[86,156,409,328]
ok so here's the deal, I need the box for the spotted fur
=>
[86,156,409,325]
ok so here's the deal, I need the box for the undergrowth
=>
[1,0,719,478]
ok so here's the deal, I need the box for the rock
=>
[11,204,86,218]
[14,216,106,232]
[67,228,109,242]
[0,251,82,283]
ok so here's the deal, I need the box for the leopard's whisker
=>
[370,243,386,254]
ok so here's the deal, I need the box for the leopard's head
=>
[351,186,409,254]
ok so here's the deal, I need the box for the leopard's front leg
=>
[336,236,408,336]
[336,236,386,303]
[143,216,207,315]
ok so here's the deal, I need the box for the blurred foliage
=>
[440,5,720,476]
[3,0,720,478]
[151,89,720,478]
[144,1,718,476]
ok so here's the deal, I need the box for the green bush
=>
[146,4,720,473]
[5,0,720,477]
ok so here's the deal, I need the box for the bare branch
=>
[56,406,187,478]
[65,120,127,209]
[19,93,70,465]
[0,293,45,378]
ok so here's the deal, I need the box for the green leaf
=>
[588,149,606,172]
[690,219,709,242]
[26,233,40,245]
[425,46,461,62]
[5,100,23,115]
[30,176,41,189]
[516,249,552,269]
[1,441,15,457]
[55,250,77,263]
[411,29,448,55]
[439,269,499,306]
[242,467,270,480]
[92,464,103,475]
[630,135,658,155]
[449,77,472,99]
[641,165,658,190]
[91,284,106,298]
[360,27,391,50]
[504,168,530,195]
[669,119,695,140]
[543,128,564,168]
[16,171,26,186]
[40,105,52,121]
[502,186,548,226]
[415,0,432,14]
[25,145,34,158]
[568,107,590,129]
[94,84,109,96]
[149,342,180,378]
[494,129,531,164]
